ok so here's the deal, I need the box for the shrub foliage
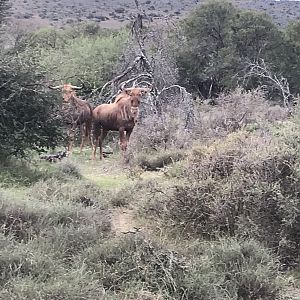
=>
[0,54,64,158]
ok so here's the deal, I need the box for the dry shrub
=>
[149,129,300,265]
[196,88,289,140]
[57,160,81,178]
[271,118,300,152]
[0,269,105,300]
[187,131,297,183]
[0,191,110,243]
[27,177,108,208]
[78,235,186,295]
[128,99,193,169]
[128,91,194,169]
[131,108,194,154]
[130,88,288,159]
[134,149,186,171]
[0,219,283,299]
[78,235,282,299]
[109,178,161,209]
[183,238,281,300]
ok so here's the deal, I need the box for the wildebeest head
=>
[49,83,84,102]
[123,87,150,119]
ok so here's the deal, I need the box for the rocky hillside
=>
[7,0,300,29]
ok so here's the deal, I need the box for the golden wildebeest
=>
[49,83,93,153]
[92,87,150,160]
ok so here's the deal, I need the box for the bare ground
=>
[110,207,138,235]
[6,0,300,30]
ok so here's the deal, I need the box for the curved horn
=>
[48,84,64,90]
[70,78,86,90]
[69,84,84,90]
[119,82,126,91]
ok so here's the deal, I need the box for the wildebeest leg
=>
[126,128,133,145]
[79,121,92,153]
[85,120,93,149]
[79,124,85,153]
[123,128,133,163]
[92,123,101,160]
[67,125,76,154]
[99,129,108,160]
[119,128,127,153]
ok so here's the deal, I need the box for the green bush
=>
[0,54,64,158]
[76,235,282,299]
[0,190,110,298]
[144,129,300,265]
[0,243,63,285]
[0,271,105,300]
[182,238,281,300]
[0,159,81,188]
[77,235,186,296]
[57,160,82,179]
[27,177,108,208]
[176,0,298,98]
[135,149,186,171]
[0,191,110,242]
[39,224,110,260]
[19,24,128,99]
[0,160,47,187]
[176,1,284,97]
[0,230,284,299]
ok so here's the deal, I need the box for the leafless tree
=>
[89,0,194,129]
[244,59,294,109]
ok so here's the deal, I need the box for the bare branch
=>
[244,59,294,108]
[156,84,192,99]
[88,55,150,102]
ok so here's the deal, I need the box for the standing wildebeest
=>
[49,83,93,154]
[92,87,150,160]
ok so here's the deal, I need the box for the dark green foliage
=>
[0,0,9,26]
[16,24,128,102]
[177,1,238,96]
[231,10,283,66]
[176,1,294,98]
[282,21,300,95]
[0,54,64,158]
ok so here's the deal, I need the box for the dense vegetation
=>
[17,24,128,93]
[176,1,300,99]
[0,55,64,158]
[1,0,300,299]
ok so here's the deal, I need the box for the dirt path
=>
[70,149,143,235]
[110,207,141,235]
[283,287,300,300]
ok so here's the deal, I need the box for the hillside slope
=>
[7,0,300,29]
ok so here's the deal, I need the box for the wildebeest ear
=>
[140,88,150,95]
[124,89,133,95]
